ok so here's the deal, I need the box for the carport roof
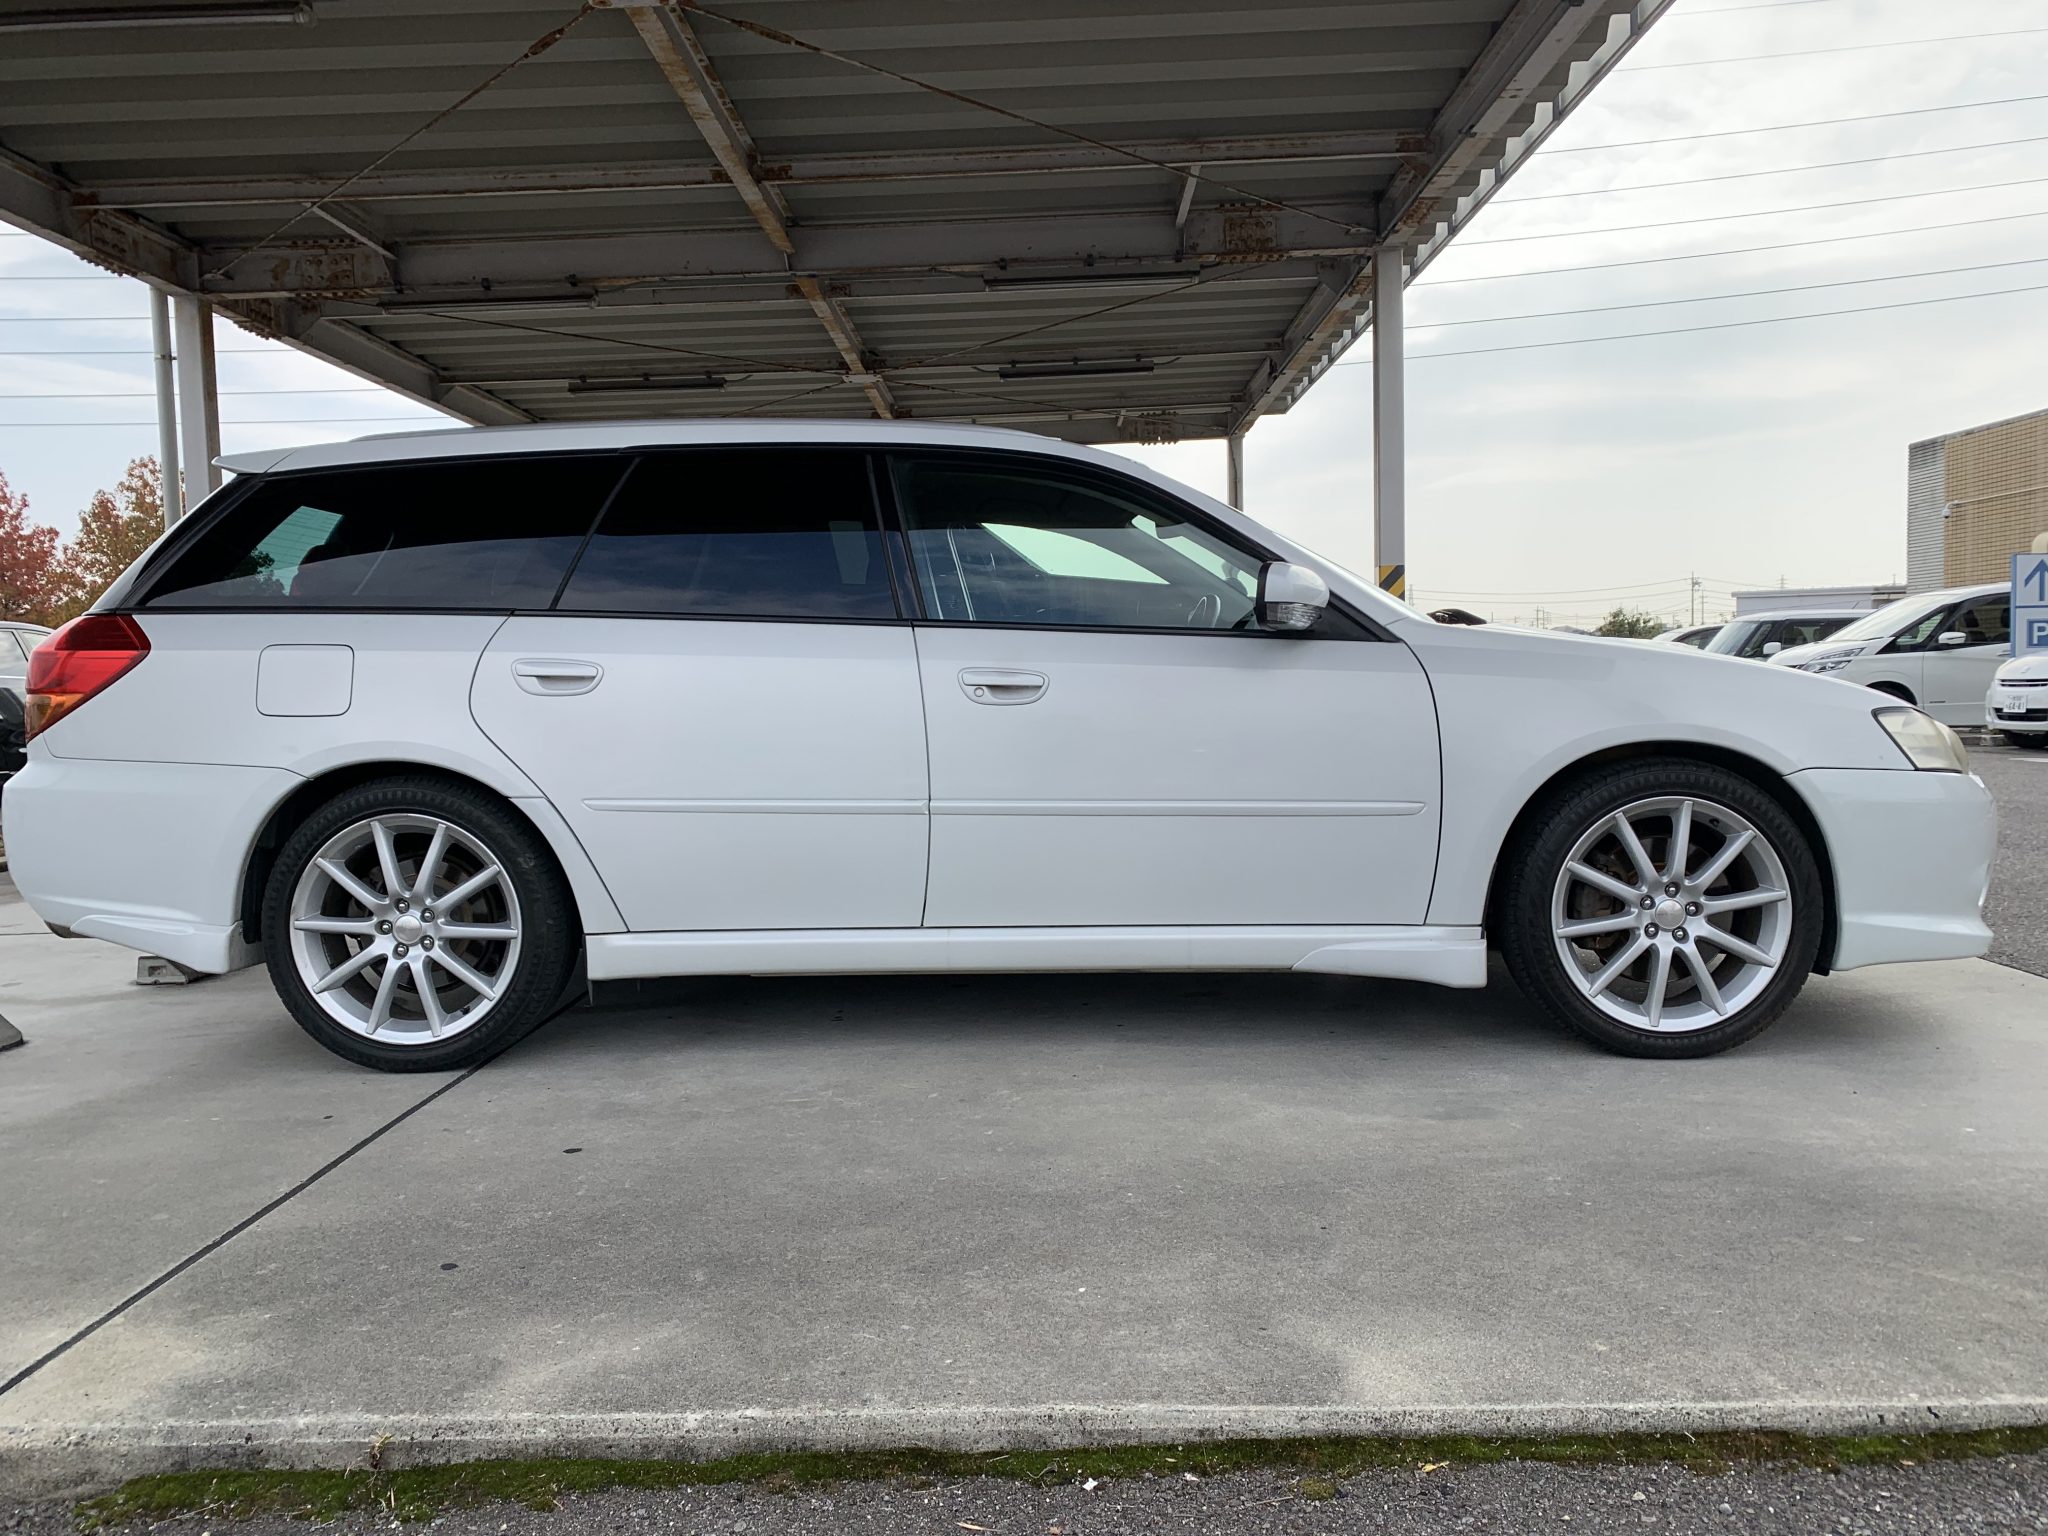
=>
[0,0,1667,445]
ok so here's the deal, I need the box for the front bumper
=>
[1789,766,1994,971]
[0,752,294,973]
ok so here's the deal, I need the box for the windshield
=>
[1822,592,1949,645]
[1704,619,1768,656]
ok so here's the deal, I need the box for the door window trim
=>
[877,447,1386,642]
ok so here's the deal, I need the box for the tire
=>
[262,775,578,1072]
[2004,731,2048,751]
[1496,758,1825,1059]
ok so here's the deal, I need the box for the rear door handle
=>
[511,658,603,696]
[959,668,1048,705]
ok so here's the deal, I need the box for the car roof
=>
[1732,608,1865,620]
[213,418,1146,479]
[0,620,50,632]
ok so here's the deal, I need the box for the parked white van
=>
[1769,582,2011,726]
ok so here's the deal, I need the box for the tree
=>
[1595,606,1665,639]
[0,470,74,626]
[62,456,167,614]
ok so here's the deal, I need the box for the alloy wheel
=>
[1549,795,1793,1033]
[287,814,523,1045]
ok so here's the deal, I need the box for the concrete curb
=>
[8,1399,2048,1501]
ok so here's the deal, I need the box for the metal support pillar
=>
[1226,431,1245,509]
[171,294,220,510]
[148,289,180,526]
[1371,248,1406,600]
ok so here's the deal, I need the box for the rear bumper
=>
[1789,766,1995,971]
[0,752,295,973]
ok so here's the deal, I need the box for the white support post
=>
[149,289,181,525]
[1226,430,1245,509]
[1371,248,1406,600]
[171,294,220,506]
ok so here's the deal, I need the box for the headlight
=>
[1874,706,1970,773]
[1797,649,1858,673]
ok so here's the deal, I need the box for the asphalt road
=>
[1977,741,2048,979]
[11,1453,2047,1535]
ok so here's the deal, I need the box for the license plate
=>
[2005,692,2036,711]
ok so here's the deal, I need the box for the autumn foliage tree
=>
[0,458,171,629]
[63,457,167,608]
[0,470,71,626]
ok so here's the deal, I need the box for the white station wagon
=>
[4,423,1995,1070]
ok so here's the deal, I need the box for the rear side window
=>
[140,455,626,610]
[555,449,897,620]
[0,631,25,664]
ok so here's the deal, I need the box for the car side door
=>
[470,448,930,933]
[1922,593,2011,724]
[888,450,1440,930]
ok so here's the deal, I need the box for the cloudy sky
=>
[4,0,2047,628]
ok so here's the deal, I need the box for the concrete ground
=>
[3,758,2047,1504]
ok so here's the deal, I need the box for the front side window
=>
[1779,616,1851,647]
[1944,595,2010,647]
[555,449,896,620]
[142,455,625,610]
[891,454,1263,631]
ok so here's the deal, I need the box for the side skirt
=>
[585,925,1489,988]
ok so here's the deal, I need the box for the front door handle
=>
[959,668,1048,705]
[512,658,603,696]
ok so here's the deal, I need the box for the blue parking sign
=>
[2016,553,2048,657]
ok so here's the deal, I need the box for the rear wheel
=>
[1497,759,1825,1058]
[262,776,577,1071]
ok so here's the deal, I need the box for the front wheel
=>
[262,776,578,1071]
[1497,760,1825,1058]
[2004,731,2048,751]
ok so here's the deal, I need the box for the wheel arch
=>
[1867,679,1916,704]
[1481,740,1839,975]
[237,761,622,947]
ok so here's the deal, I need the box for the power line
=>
[1614,26,2048,71]
[1416,207,2048,286]
[1409,255,2048,330]
[0,388,389,399]
[1460,176,2048,246]
[1343,276,2048,363]
[1494,135,2048,204]
[0,347,277,356]
[1545,94,2048,155]
[0,418,447,428]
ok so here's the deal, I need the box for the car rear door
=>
[887,450,1440,929]
[470,447,930,933]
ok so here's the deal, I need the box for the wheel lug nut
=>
[1640,896,1655,909]
[395,898,408,913]
[1664,883,1680,897]
[421,909,434,922]
[393,943,408,958]
[1685,902,1701,916]
[421,936,435,950]
[1644,923,1660,938]
[1674,926,1690,943]
[377,920,393,935]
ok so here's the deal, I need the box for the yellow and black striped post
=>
[1377,564,1406,600]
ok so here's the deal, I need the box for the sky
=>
[3,0,2047,629]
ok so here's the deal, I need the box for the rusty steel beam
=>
[608,0,795,256]
[793,275,895,419]
[80,131,1413,211]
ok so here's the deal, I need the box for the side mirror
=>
[1936,630,1969,648]
[1256,561,1329,632]
[1761,640,1782,656]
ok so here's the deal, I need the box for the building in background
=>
[1733,584,1904,616]
[1908,405,2048,592]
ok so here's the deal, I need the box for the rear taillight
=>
[25,613,150,740]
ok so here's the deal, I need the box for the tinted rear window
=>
[141,455,626,610]
[556,449,897,619]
